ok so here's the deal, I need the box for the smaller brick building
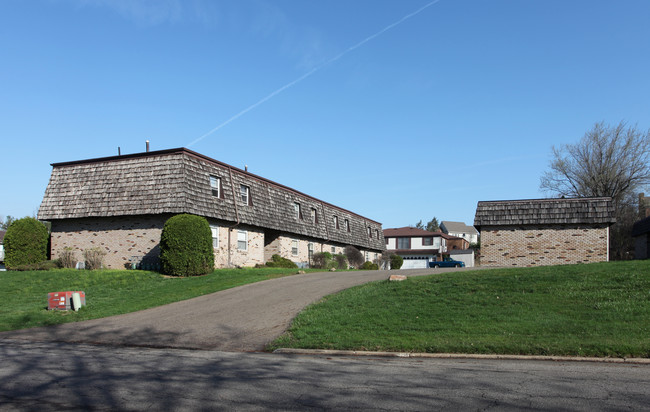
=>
[474,197,615,267]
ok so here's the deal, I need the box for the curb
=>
[273,348,650,364]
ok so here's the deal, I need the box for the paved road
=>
[1,340,648,411]
[0,268,464,351]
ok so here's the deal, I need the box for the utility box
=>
[48,291,86,311]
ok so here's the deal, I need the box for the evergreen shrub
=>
[266,254,298,268]
[360,261,379,270]
[160,214,215,276]
[390,254,403,270]
[4,217,49,269]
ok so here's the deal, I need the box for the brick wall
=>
[50,215,167,269]
[480,224,609,267]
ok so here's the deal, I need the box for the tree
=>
[159,214,215,276]
[425,217,440,232]
[3,217,49,269]
[412,217,439,232]
[540,121,650,208]
[540,121,650,259]
[0,215,15,230]
[344,245,364,268]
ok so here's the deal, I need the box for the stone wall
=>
[480,224,609,267]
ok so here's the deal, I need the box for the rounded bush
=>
[160,214,215,276]
[390,254,403,270]
[266,254,298,268]
[4,217,49,269]
[360,261,379,270]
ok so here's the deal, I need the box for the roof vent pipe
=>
[245,165,248,172]
[146,140,150,152]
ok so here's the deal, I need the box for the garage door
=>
[401,258,428,269]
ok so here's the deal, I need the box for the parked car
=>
[429,258,465,268]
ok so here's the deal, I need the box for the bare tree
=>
[540,121,650,209]
[540,121,650,259]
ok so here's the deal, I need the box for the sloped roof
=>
[383,227,460,240]
[38,148,385,251]
[441,221,478,235]
[632,216,650,237]
[474,197,615,229]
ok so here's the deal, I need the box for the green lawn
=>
[0,267,317,332]
[269,261,650,358]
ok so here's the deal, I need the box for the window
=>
[423,237,433,246]
[294,203,302,220]
[292,239,299,256]
[345,219,350,232]
[385,237,389,245]
[397,237,410,249]
[333,216,339,229]
[368,226,372,238]
[209,175,221,198]
[308,242,314,260]
[240,185,251,205]
[331,246,336,254]
[375,229,379,239]
[311,208,318,224]
[237,230,247,251]
[210,225,219,248]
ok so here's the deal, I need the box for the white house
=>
[440,221,479,244]
[383,227,460,269]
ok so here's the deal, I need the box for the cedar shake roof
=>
[632,216,650,237]
[383,227,460,240]
[473,197,616,229]
[38,148,385,252]
[440,221,478,235]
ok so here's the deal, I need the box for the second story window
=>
[240,185,250,205]
[423,237,433,246]
[345,219,350,232]
[311,208,318,224]
[397,237,410,249]
[210,175,221,198]
[368,226,372,238]
[294,202,302,220]
[333,216,339,229]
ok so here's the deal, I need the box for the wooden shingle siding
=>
[474,197,615,267]
[38,148,384,253]
[474,197,615,228]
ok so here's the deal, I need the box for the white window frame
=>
[294,202,301,220]
[291,239,299,256]
[240,185,250,205]
[210,225,219,248]
[210,175,221,198]
[237,230,248,251]
[311,208,317,224]
[333,215,339,229]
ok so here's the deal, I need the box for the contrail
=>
[188,0,440,147]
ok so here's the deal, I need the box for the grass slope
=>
[270,261,650,357]
[0,267,313,332]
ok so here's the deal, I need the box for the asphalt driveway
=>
[0,268,471,351]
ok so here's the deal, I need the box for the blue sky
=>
[1,0,649,229]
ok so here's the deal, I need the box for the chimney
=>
[245,165,248,172]
[146,140,150,152]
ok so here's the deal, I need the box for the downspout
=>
[320,202,330,253]
[227,166,240,268]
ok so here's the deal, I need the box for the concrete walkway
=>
[0,268,469,351]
